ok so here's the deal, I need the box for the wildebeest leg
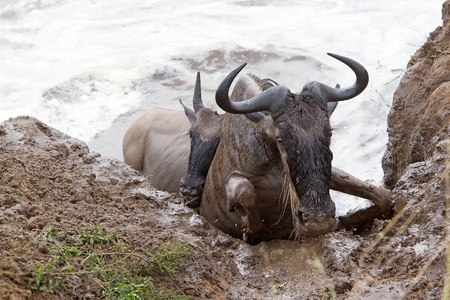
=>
[330,167,392,214]
[226,173,263,234]
[330,167,393,229]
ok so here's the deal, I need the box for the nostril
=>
[179,186,187,195]
[180,185,192,196]
[180,185,201,197]
[190,189,198,197]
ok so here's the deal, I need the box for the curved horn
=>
[193,71,204,112]
[215,63,290,118]
[302,53,369,104]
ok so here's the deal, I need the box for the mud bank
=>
[1,1,449,299]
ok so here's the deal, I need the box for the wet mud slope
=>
[1,1,449,299]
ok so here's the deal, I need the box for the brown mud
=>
[1,1,449,299]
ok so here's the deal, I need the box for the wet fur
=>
[200,75,295,243]
[182,74,277,202]
[200,72,337,242]
[277,93,333,239]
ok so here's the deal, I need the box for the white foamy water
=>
[0,0,444,214]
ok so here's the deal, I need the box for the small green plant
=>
[430,48,450,58]
[152,242,195,278]
[30,252,68,293]
[43,227,59,241]
[29,224,194,299]
[436,49,450,54]
[103,278,190,300]
[73,223,118,245]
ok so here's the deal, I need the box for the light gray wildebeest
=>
[122,107,190,193]
[198,53,374,243]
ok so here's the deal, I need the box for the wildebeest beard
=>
[277,94,334,235]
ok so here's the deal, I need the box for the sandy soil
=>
[0,1,449,299]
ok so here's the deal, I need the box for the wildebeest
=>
[179,72,224,207]
[197,53,370,243]
[122,72,223,195]
[123,107,191,193]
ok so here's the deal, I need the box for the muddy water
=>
[257,239,323,276]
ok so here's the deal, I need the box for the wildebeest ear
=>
[246,113,275,138]
[327,102,338,116]
[327,84,340,116]
[179,99,196,125]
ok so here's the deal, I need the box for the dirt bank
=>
[382,1,450,189]
[1,1,449,299]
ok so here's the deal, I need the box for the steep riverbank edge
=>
[1,1,449,298]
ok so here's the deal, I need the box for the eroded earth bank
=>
[1,1,449,299]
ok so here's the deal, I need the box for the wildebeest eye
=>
[277,137,283,144]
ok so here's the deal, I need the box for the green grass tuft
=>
[29,223,194,299]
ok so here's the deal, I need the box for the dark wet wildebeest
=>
[178,72,224,207]
[195,53,370,243]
